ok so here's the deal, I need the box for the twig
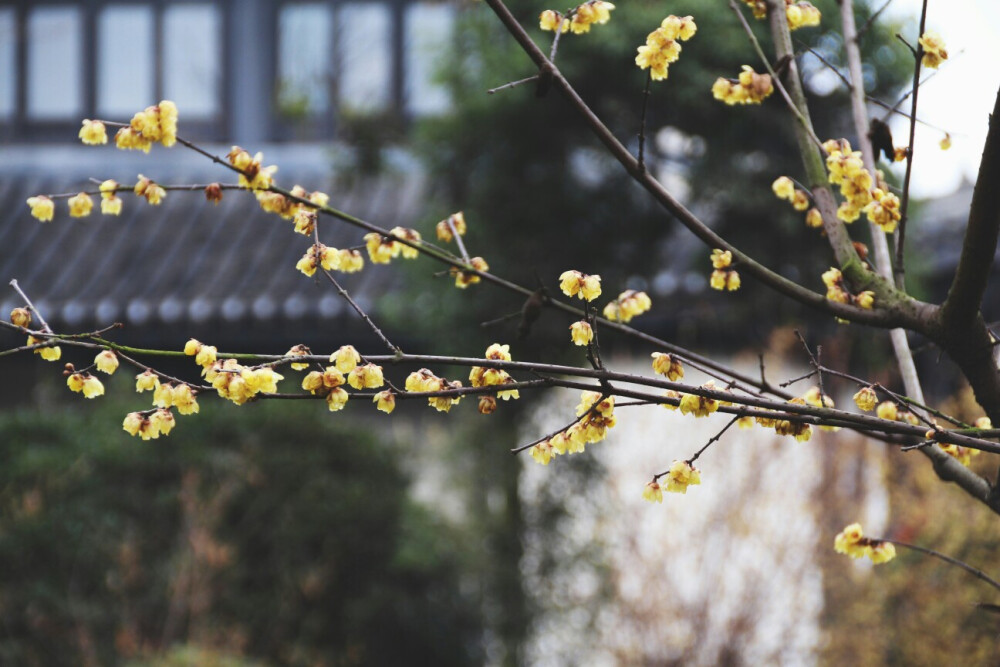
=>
[881,538,1000,594]
[856,0,895,39]
[728,0,824,150]
[686,416,740,466]
[321,270,401,355]
[9,279,53,333]
[638,71,652,172]
[488,75,540,95]
[895,0,929,287]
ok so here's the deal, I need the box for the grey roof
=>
[1,144,428,347]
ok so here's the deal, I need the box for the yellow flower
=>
[136,370,160,393]
[893,147,908,162]
[539,9,568,32]
[853,386,878,412]
[28,335,61,361]
[558,270,602,301]
[786,2,821,30]
[364,232,396,264]
[331,345,361,373]
[805,207,823,228]
[348,363,385,390]
[115,127,152,153]
[153,382,175,408]
[710,270,728,290]
[651,352,684,381]
[737,416,754,429]
[868,541,896,564]
[864,190,901,233]
[530,440,555,465]
[134,175,166,205]
[150,408,175,436]
[939,133,952,151]
[772,176,795,200]
[172,384,200,415]
[855,290,875,309]
[664,460,701,494]
[374,390,396,414]
[436,212,467,242]
[642,480,664,503]
[833,523,867,558]
[568,0,615,35]
[975,416,992,430]
[195,345,217,368]
[285,344,311,371]
[27,195,55,222]
[451,257,489,288]
[791,190,809,211]
[713,66,773,105]
[337,249,365,273]
[325,387,349,411]
[711,249,732,269]
[95,350,119,374]
[389,227,422,259]
[10,307,31,328]
[101,195,123,215]
[68,192,93,218]
[122,412,145,437]
[659,389,680,410]
[68,373,103,398]
[293,209,316,236]
[67,373,86,393]
[679,383,719,417]
[570,320,593,346]
[876,401,898,421]
[918,31,947,69]
[79,119,108,145]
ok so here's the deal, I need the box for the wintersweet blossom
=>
[918,31,948,69]
[602,290,651,323]
[79,119,108,145]
[10,308,31,328]
[642,480,664,503]
[559,270,601,301]
[436,212,467,242]
[713,66,773,105]
[664,460,701,494]
[570,320,593,346]
[331,345,361,373]
[834,523,896,564]
[374,391,396,414]
[635,15,695,81]
[95,350,119,374]
[853,386,878,412]
[26,196,55,222]
[451,257,489,288]
[651,352,684,381]
[68,192,93,218]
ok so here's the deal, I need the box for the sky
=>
[881,0,1000,197]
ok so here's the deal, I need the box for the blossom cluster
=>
[635,15,697,82]
[834,523,896,564]
[651,352,684,381]
[821,267,874,309]
[824,138,901,231]
[559,270,602,301]
[530,391,617,465]
[643,460,701,502]
[469,343,521,405]
[739,0,821,31]
[918,31,948,69]
[602,290,651,323]
[539,1,615,35]
[114,100,178,152]
[709,249,740,291]
[712,66,774,105]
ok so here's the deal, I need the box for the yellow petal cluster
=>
[635,15,696,81]
[436,212,467,242]
[540,1,615,35]
[918,31,948,69]
[853,386,878,412]
[651,352,684,381]
[95,350,119,374]
[348,363,385,390]
[785,1,821,30]
[67,372,105,398]
[100,179,123,216]
[679,382,719,418]
[664,459,701,494]
[373,390,396,414]
[26,196,55,222]
[602,290,651,323]
[642,480,664,503]
[451,257,489,288]
[469,344,520,401]
[227,146,277,190]
[28,335,61,361]
[204,359,284,405]
[68,192,93,218]
[559,270,601,301]
[834,523,896,564]
[712,66,773,105]
[405,368,463,412]
[115,100,178,152]
[79,119,108,145]
[710,251,740,291]
[569,320,593,346]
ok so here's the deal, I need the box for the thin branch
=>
[686,416,740,466]
[895,0,929,286]
[729,0,824,149]
[856,0,895,39]
[320,269,401,355]
[9,279,53,334]
[638,71,652,171]
[487,75,539,95]
[881,538,1000,594]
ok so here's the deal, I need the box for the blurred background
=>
[1,0,999,664]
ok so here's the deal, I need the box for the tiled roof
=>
[1,145,428,348]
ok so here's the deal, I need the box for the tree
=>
[8,0,1000,655]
